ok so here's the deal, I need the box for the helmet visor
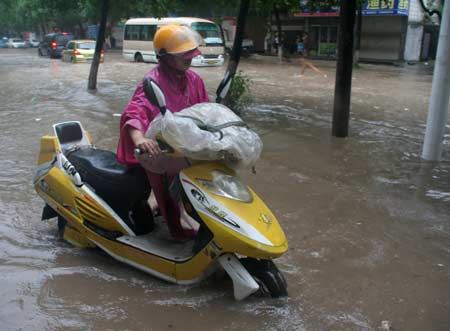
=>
[176,48,201,60]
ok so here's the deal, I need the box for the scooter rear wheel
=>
[240,258,288,298]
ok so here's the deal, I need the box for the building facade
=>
[266,0,439,63]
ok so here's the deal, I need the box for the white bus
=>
[123,17,225,67]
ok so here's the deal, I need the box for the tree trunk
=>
[78,22,85,39]
[40,21,47,35]
[88,0,109,92]
[332,0,356,137]
[222,0,250,108]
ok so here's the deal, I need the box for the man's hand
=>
[128,128,161,156]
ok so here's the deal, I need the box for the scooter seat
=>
[66,148,150,220]
[68,147,130,179]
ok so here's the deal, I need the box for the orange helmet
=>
[153,24,202,56]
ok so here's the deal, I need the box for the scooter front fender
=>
[217,253,259,300]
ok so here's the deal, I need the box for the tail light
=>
[101,49,104,54]
[51,42,57,49]
[73,49,80,55]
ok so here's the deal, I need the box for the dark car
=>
[38,32,74,58]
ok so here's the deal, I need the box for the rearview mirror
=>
[143,77,167,115]
[216,70,233,103]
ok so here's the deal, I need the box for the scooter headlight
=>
[198,170,253,203]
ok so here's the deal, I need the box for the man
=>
[118,25,209,240]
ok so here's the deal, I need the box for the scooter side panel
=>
[63,225,96,248]
[86,230,176,282]
[175,244,218,282]
[36,167,133,234]
[199,211,287,259]
[37,136,59,165]
[36,170,178,282]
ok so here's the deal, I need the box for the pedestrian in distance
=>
[104,35,111,49]
[298,32,327,77]
[273,35,279,55]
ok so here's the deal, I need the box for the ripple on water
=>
[231,298,305,331]
[425,189,450,202]
[150,292,227,308]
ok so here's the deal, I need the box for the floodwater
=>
[0,48,449,331]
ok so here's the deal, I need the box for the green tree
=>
[0,0,85,36]
[86,0,181,91]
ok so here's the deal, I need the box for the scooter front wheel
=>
[240,258,288,298]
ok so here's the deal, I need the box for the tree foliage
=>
[1,0,312,36]
[0,0,181,36]
[0,0,87,35]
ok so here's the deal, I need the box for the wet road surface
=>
[0,48,449,331]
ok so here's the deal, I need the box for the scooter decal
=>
[62,160,77,177]
[58,153,83,186]
[187,183,240,229]
[258,213,272,229]
[180,175,274,247]
[204,205,240,228]
[190,188,208,205]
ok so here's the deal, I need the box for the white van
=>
[123,17,225,67]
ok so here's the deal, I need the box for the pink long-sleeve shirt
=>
[117,64,209,165]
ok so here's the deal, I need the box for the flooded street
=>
[0,48,449,331]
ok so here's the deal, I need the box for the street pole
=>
[422,0,450,161]
[332,0,356,138]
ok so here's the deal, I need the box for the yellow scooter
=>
[33,76,288,300]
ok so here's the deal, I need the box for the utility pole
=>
[332,0,356,137]
[422,0,450,161]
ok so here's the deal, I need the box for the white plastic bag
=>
[146,102,262,168]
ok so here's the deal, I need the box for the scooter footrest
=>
[84,220,123,240]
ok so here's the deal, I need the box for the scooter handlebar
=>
[134,139,175,157]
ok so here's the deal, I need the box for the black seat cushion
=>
[66,148,150,219]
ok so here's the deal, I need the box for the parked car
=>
[62,39,104,63]
[38,32,74,58]
[0,39,7,48]
[225,38,255,57]
[27,39,40,47]
[242,38,255,57]
[7,38,27,48]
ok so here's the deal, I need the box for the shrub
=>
[227,71,252,115]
